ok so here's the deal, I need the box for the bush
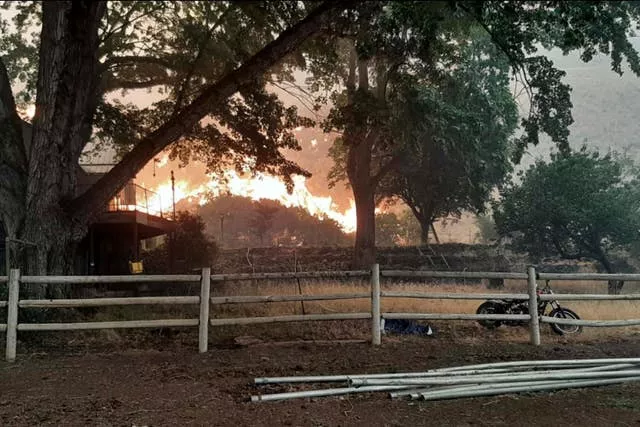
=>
[143,211,218,274]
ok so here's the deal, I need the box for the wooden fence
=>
[2,265,640,361]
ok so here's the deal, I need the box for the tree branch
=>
[270,81,321,118]
[101,55,175,72]
[100,3,168,44]
[172,6,233,115]
[102,75,173,92]
[70,1,353,224]
[457,3,535,112]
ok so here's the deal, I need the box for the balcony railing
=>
[106,182,172,219]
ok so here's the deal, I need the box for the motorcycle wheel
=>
[549,308,583,335]
[476,301,504,329]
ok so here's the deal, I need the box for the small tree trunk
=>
[597,251,624,295]
[607,280,624,295]
[419,221,430,246]
[487,278,505,289]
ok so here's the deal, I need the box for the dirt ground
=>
[2,326,640,427]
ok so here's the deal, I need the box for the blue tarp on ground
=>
[382,319,434,337]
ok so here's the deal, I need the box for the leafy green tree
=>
[312,1,640,267]
[378,31,518,244]
[0,1,351,287]
[493,148,640,293]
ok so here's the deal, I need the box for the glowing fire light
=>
[155,155,169,168]
[150,171,357,233]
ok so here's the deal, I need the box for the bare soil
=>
[2,329,640,426]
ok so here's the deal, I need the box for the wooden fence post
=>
[371,263,381,346]
[4,237,10,278]
[527,266,541,346]
[5,269,20,362]
[199,267,211,353]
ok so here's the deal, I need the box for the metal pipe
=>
[440,358,640,372]
[418,376,640,401]
[411,380,565,400]
[255,360,640,385]
[254,367,539,385]
[350,369,640,387]
[412,380,568,400]
[251,385,411,402]
[387,363,639,398]
[404,366,638,399]
[408,379,571,400]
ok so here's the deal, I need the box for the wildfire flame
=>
[150,171,357,233]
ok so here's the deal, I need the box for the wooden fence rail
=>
[2,265,640,361]
[381,291,529,300]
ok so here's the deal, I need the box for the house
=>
[0,169,175,276]
[1,122,174,275]
[74,165,175,275]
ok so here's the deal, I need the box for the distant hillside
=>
[195,195,352,248]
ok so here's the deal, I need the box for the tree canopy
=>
[375,30,518,243]
[2,1,640,277]
[0,1,350,279]
[303,1,640,266]
[493,148,640,276]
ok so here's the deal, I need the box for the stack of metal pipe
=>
[252,358,640,402]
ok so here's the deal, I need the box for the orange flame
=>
[155,155,169,168]
[150,171,357,233]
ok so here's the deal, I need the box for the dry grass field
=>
[206,277,640,342]
[4,276,639,351]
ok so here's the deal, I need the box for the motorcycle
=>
[476,280,582,335]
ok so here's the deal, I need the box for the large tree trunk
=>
[347,134,377,268]
[19,1,106,296]
[352,177,376,268]
[0,60,28,240]
[343,52,380,269]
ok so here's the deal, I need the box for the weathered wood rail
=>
[2,266,640,361]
